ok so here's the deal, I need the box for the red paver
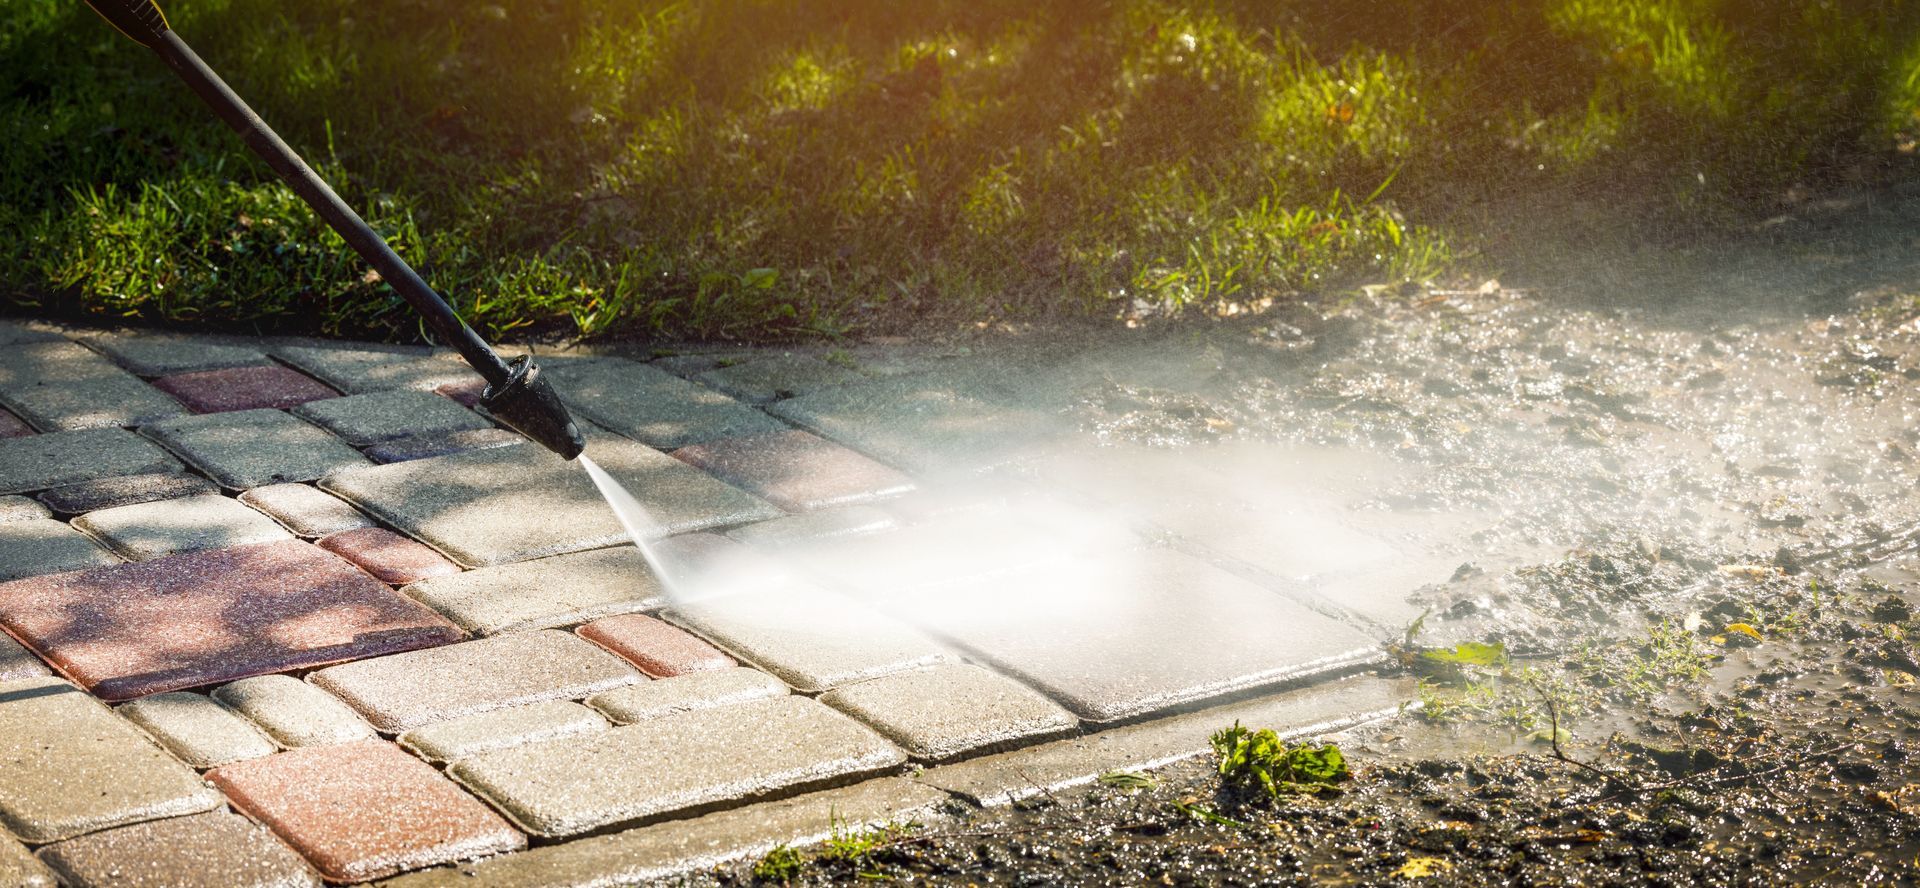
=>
[0,540,463,700]
[317,527,462,584]
[671,429,914,512]
[434,376,490,408]
[577,613,736,678]
[209,739,524,883]
[0,408,32,438]
[152,366,339,414]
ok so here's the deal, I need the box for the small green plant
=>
[752,844,804,882]
[1098,770,1158,791]
[817,817,918,880]
[1210,723,1351,798]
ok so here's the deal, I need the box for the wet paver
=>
[666,585,949,693]
[694,354,866,404]
[449,695,904,837]
[0,518,119,581]
[578,613,737,677]
[769,375,1066,472]
[143,408,369,489]
[322,436,779,568]
[399,700,610,763]
[239,483,376,537]
[308,629,641,732]
[0,342,188,431]
[0,834,55,888]
[80,332,269,376]
[0,427,180,495]
[544,358,787,448]
[584,666,790,724]
[0,495,49,523]
[292,390,492,445]
[0,677,223,842]
[317,527,462,584]
[0,408,31,438]
[779,505,1096,599]
[725,504,895,548]
[34,809,321,888]
[434,377,489,407]
[672,429,915,512]
[0,540,462,700]
[272,346,479,394]
[363,427,525,464]
[399,546,664,635]
[214,674,378,747]
[74,493,292,561]
[819,663,1079,761]
[0,633,49,681]
[35,472,219,515]
[151,365,339,414]
[210,739,525,883]
[117,691,278,768]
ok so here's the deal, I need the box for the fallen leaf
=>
[1724,623,1763,641]
[1392,856,1453,878]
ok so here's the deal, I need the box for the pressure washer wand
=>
[83,0,586,460]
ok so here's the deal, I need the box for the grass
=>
[4,1,1919,342]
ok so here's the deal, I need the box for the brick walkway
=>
[0,319,1419,886]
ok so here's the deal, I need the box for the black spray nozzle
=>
[480,357,586,461]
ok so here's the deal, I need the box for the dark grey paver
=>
[35,472,219,515]
[768,375,1066,473]
[0,834,55,888]
[215,674,379,747]
[239,483,376,537]
[544,358,787,449]
[143,408,369,489]
[0,518,119,581]
[820,663,1079,761]
[73,493,292,560]
[0,677,223,843]
[584,666,789,724]
[364,428,525,464]
[694,354,865,404]
[272,345,479,394]
[666,585,950,694]
[0,320,63,346]
[0,342,188,431]
[322,436,779,568]
[399,700,610,763]
[79,332,270,376]
[309,630,641,732]
[0,427,180,495]
[449,695,906,837]
[34,809,321,888]
[400,546,664,634]
[293,390,493,445]
[117,691,279,768]
[0,495,49,523]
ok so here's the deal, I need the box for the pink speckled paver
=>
[434,377,489,408]
[0,408,31,438]
[671,429,914,512]
[209,739,524,883]
[577,613,737,678]
[152,366,338,414]
[317,527,461,584]
[0,540,462,700]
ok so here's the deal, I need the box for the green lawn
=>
[3,0,1917,342]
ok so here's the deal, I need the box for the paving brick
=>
[769,375,1066,473]
[143,409,369,489]
[666,585,949,693]
[543,358,786,449]
[0,540,462,701]
[694,354,866,404]
[239,483,375,537]
[820,664,1078,762]
[400,546,664,635]
[449,695,904,837]
[0,633,49,681]
[399,700,609,763]
[0,518,119,581]
[434,377,489,407]
[0,341,188,431]
[725,504,895,548]
[322,435,778,568]
[0,834,55,888]
[34,809,321,888]
[210,739,525,883]
[0,408,31,438]
[577,613,736,677]
[309,630,640,732]
[35,472,219,515]
[215,674,378,747]
[0,677,223,842]
[0,427,180,495]
[318,527,461,584]
[0,320,63,346]
[117,691,279,768]
[273,346,479,394]
[150,365,338,414]
[0,495,49,523]
[584,666,788,724]
[80,332,270,376]
[363,427,524,464]
[671,430,914,512]
[74,493,293,560]
[293,390,493,445]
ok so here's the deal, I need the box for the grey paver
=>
[293,390,493,445]
[381,777,947,887]
[820,663,1079,761]
[781,506,1097,599]
[73,493,292,561]
[544,358,787,449]
[79,332,270,376]
[363,427,525,464]
[0,633,49,681]
[694,354,865,404]
[400,700,610,763]
[585,666,789,724]
[272,345,479,394]
[322,435,780,568]
[0,320,63,346]
[35,472,219,515]
[0,427,180,495]
[666,586,949,693]
[214,674,378,747]
[0,677,223,842]
[34,809,321,888]
[239,483,376,537]
[0,834,55,888]
[0,518,119,581]
[308,630,641,732]
[725,504,895,548]
[449,695,906,837]
[117,691,280,768]
[400,546,663,635]
[0,495,50,523]
[142,409,369,490]
[0,341,188,431]
[769,375,1065,473]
